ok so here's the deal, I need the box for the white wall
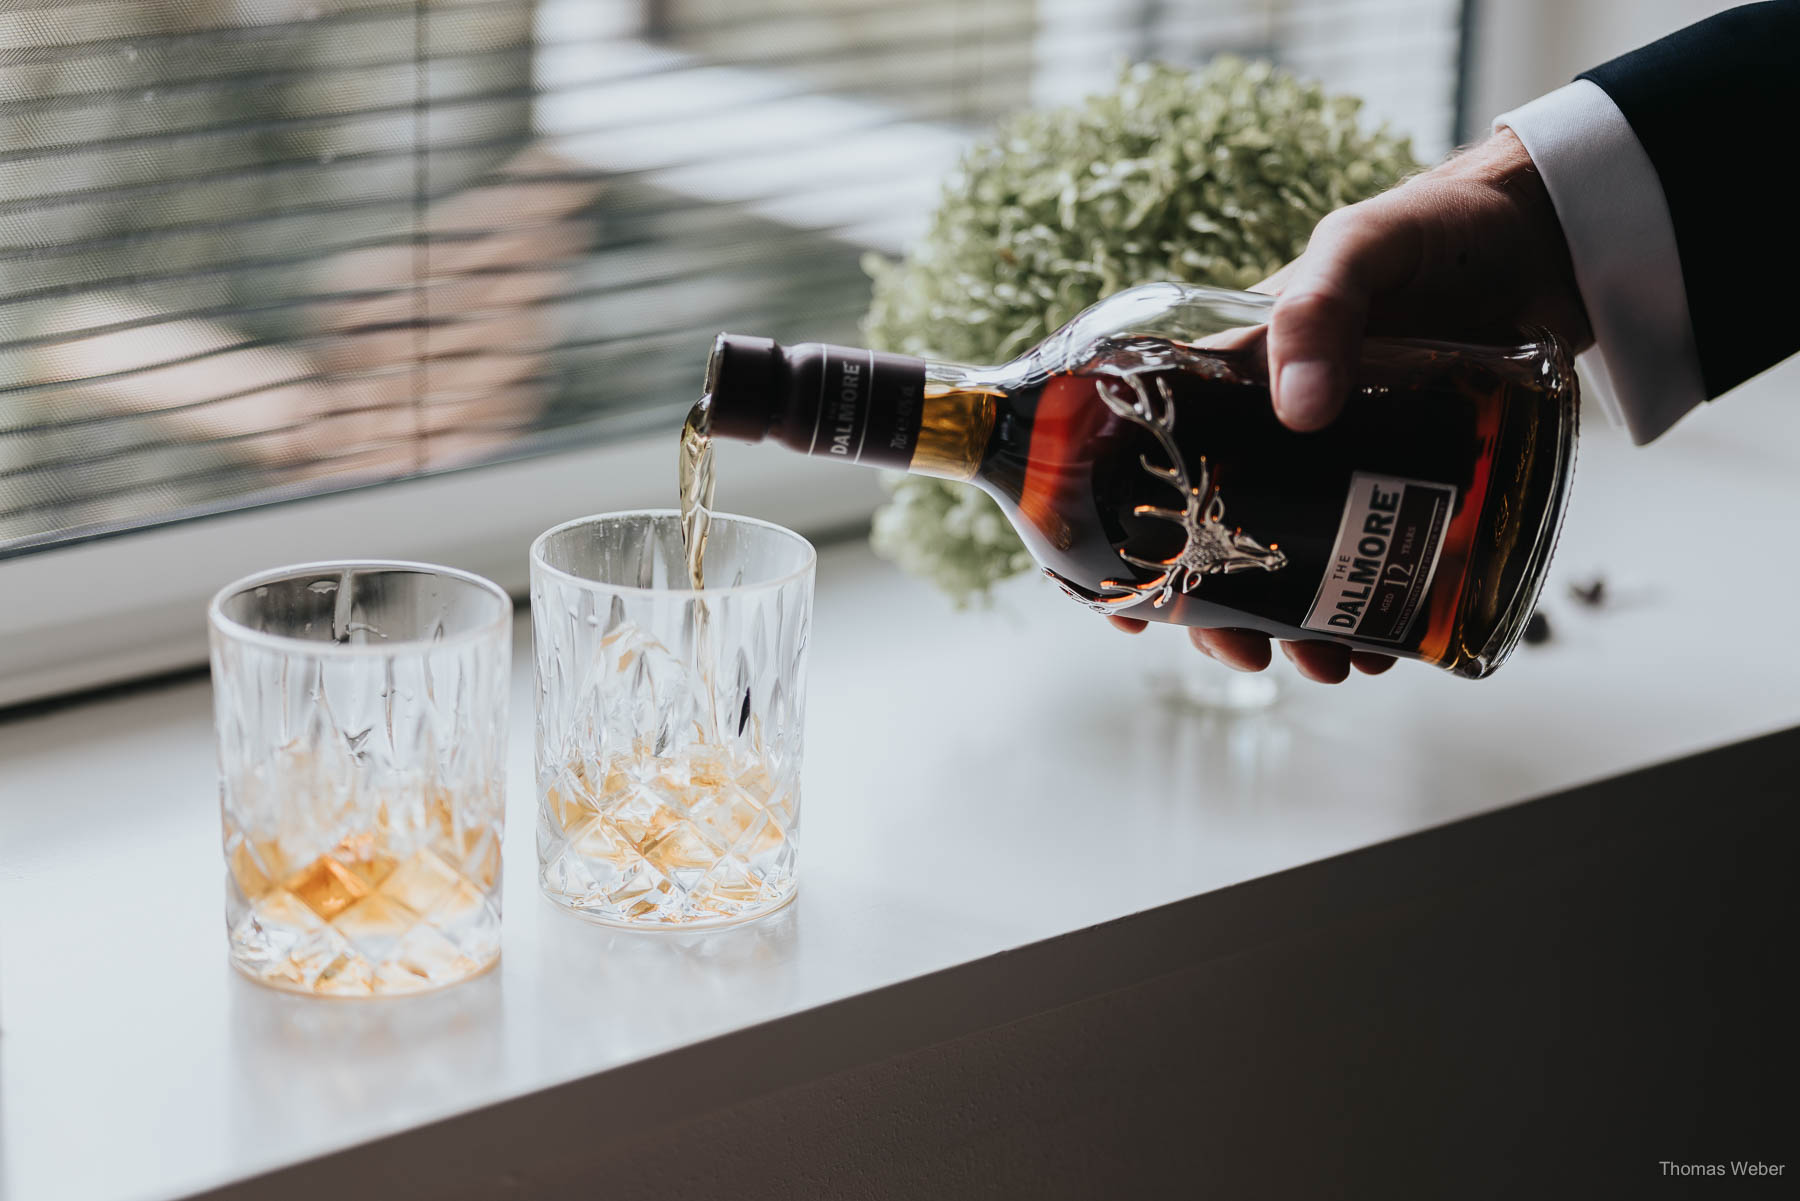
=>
[1467,0,1741,128]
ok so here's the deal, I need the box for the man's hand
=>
[1263,128,1589,430]
[1116,130,1591,683]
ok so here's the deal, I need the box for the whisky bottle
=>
[701,282,1578,678]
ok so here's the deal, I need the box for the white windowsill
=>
[4,362,1800,1201]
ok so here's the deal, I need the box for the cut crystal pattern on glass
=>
[532,512,812,928]
[210,562,511,995]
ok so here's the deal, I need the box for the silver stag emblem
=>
[1070,371,1286,613]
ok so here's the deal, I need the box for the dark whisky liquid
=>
[982,336,1570,677]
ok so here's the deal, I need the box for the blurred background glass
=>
[0,0,1736,557]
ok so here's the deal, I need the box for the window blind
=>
[0,0,1462,556]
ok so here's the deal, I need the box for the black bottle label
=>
[1302,472,1456,644]
[802,344,925,470]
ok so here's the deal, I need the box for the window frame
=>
[0,431,883,708]
[0,0,963,708]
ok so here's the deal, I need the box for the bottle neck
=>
[911,363,1000,482]
[705,334,999,481]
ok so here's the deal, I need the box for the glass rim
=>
[529,508,817,600]
[207,559,513,657]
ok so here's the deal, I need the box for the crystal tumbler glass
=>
[209,562,511,996]
[532,511,814,928]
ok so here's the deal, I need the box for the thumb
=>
[1266,204,1418,432]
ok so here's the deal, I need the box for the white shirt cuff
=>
[1495,80,1705,445]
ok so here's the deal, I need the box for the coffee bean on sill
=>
[1568,576,1608,608]
[1522,611,1552,646]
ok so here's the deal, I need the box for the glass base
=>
[230,949,498,998]
[538,741,801,930]
[225,836,505,998]
[541,882,798,931]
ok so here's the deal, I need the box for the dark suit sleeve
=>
[1578,1,1800,400]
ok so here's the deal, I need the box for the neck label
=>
[805,343,925,470]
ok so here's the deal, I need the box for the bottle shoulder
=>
[1019,282,1574,390]
[1029,283,1275,372]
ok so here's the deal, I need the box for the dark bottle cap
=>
[702,331,928,465]
[704,333,783,442]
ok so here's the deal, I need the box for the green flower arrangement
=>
[862,57,1419,604]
